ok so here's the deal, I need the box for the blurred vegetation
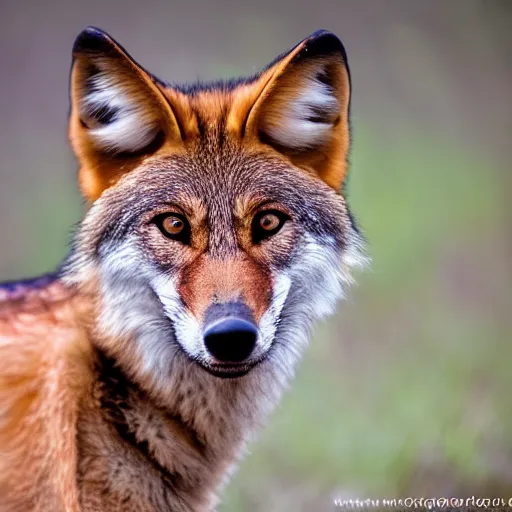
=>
[0,1,510,510]
[223,127,511,510]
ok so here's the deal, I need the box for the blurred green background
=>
[1,1,511,510]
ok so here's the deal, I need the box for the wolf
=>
[0,27,366,511]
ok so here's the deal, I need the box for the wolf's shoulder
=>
[0,274,93,511]
[0,273,83,333]
[0,274,94,424]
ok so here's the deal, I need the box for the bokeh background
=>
[1,1,511,510]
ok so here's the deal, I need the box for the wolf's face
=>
[64,28,365,396]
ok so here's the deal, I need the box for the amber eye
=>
[252,210,289,243]
[162,216,184,235]
[153,213,190,244]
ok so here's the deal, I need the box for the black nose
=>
[204,318,258,363]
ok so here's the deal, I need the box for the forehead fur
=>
[66,139,355,279]
[97,142,349,230]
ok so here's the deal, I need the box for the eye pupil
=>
[260,214,279,231]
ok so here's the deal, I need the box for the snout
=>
[204,317,258,363]
[202,302,259,371]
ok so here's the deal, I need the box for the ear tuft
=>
[75,59,162,154]
[241,30,351,191]
[69,27,182,200]
[259,60,340,151]
[71,28,167,155]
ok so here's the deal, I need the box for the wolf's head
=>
[64,27,366,403]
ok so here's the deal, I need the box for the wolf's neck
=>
[76,348,269,511]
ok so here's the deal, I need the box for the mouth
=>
[201,363,252,379]
[193,357,265,379]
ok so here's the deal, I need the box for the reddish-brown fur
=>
[0,284,92,511]
[179,256,272,322]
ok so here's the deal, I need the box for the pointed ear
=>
[235,30,351,191]
[69,27,182,201]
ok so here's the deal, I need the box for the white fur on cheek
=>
[262,232,367,384]
[259,273,291,352]
[96,242,178,382]
[150,274,206,361]
[290,236,349,317]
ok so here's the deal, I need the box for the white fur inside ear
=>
[261,63,339,150]
[80,70,160,153]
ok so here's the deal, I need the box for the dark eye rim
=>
[252,209,290,244]
[152,212,191,243]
